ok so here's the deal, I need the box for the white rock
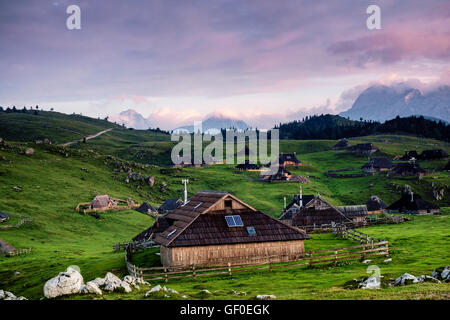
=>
[81,281,103,295]
[417,275,440,283]
[0,290,4,299]
[359,276,380,289]
[43,267,84,299]
[167,288,179,294]
[441,266,450,281]
[181,295,188,299]
[145,285,162,296]
[164,294,170,298]
[103,272,123,292]
[384,258,392,262]
[121,281,132,293]
[15,296,27,300]
[256,294,276,300]
[201,289,211,295]
[362,259,372,264]
[91,277,106,287]
[394,273,418,286]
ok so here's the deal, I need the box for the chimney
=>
[299,185,303,207]
[182,179,189,205]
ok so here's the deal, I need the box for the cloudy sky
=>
[0,0,449,129]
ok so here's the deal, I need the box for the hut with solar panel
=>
[151,190,310,267]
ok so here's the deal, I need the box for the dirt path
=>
[61,128,113,147]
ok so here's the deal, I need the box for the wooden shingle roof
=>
[154,191,310,247]
[337,205,368,217]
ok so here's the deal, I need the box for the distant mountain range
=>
[340,85,450,123]
[109,109,152,130]
[173,116,250,134]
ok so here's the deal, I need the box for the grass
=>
[0,130,448,300]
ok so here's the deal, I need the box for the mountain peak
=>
[109,109,151,129]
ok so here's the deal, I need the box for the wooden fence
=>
[332,222,384,244]
[125,241,389,283]
[6,248,32,257]
[114,240,158,252]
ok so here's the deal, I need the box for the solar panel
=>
[233,215,243,226]
[246,226,256,236]
[225,215,244,227]
[225,216,235,227]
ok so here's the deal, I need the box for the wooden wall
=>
[160,240,305,267]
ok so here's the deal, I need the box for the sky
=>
[0,0,449,129]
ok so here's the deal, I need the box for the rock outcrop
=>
[43,267,84,299]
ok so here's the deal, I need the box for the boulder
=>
[201,289,211,295]
[145,285,163,296]
[417,275,440,284]
[43,267,84,299]
[91,277,106,287]
[81,281,103,295]
[146,176,155,188]
[393,273,418,286]
[167,288,179,295]
[256,294,276,300]
[432,266,450,282]
[25,148,35,155]
[358,276,380,289]
[103,272,124,292]
[0,290,4,299]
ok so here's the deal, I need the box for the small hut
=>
[361,157,394,173]
[279,153,302,166]
[0,212,9,223]
[350,143,378,156]
[136,202,159,215]
[0,238,16,255]
[418,149,449,160]
[89,195,116,210]
[332,139,352,150]
[365,196,388,214]
[337,205,368,226]
[399,150,419,161]
[392,162,426,176]
[153,191,310,267]
[158,198,183,214]
[133,215,170,243]
[235,160,261,171]
[292,195,352,228]
[387,191,440,215]
[279,194,314,221]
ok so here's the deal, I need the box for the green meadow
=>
[0,124,449,299]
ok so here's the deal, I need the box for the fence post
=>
[309,252,313,267]
[192,265,196,280]
[164,267,168,283]
[334,250,338,265]
[228,263,232,276]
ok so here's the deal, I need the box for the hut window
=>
[225,215,243,227]
[246,226,256,236]
[224,200,232,209]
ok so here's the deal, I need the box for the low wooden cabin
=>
[279,194,314,222]
[337,205,368,227]
[133,215,170,243]
[350,143,378,156]
[279,153,302,166]
[398,150,419,161]
[387,192,440,215]
[153,191,310,267]
[392,162,426,177]
[361,157,394,173]
[365,196,388,214]
[136,202,159,215]
[332,139,352,150]
[158,198,183,214]
[292,195,352,229]
[418,149,448,160]
[0,212,9,223]
[89,195,116,210]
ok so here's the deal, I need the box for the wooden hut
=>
[279,153,302,166]
[136,202,159,215]
[392,162,426,176]
[365,196,388,214]
[235,160,261,171]
[292,195,352,228]
[387,192,440,215]
[279,194,314,221]
[133,215,170,242]
[399,150,419,161]
[158,198,183,214]
[332,139,352,150]
[361,157,394,173]
[418,149,449,160]
[0,212,9,223]
[89,195,116,210]
[337,205,368,226]
[350,143,378,156]
[153,191,310,267]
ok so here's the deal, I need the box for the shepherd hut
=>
[392,162,426,176]
[387,191,440,215]
[350,143,378,156]
[279,190,314,221]
[0,212,9,223]
[332,139,352,150]
[418,149,449,160]
[365,196,388,214]
[361,157,394,173]
[292,195,352,228]
[136,202,159,215]
[279,153,302,166]
[158,198,183,214]
[337,205,368,226]
[153,191,310,267]
[89,195,116,210]
[399,150,419,161]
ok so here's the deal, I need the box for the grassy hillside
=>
[0,133,448,300]
[0,110,120,144]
